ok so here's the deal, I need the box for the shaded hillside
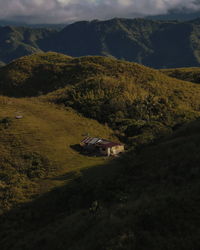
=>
[1,18,200,68]
[0,52,73,96]
[0,26,56,63]
[148,10,200,21]
[1,113,200,250]
[1,52,200,147]
[39,18,200,68]
[0,96,115,210]
[161,67,200,83]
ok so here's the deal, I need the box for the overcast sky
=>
[0,0,199,24]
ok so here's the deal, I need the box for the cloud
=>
[0,0,199,24]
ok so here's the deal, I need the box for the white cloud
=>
[0,0,199,23]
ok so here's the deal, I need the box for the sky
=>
[0,0,199,24]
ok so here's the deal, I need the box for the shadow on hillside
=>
[51,171,78,181]
[70,144,104,157]
[0,156,124,249]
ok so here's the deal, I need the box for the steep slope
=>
[41,18,160,63]
[1,52,200,250]
[0,52,73,96]
[0,96,115,211]
[161,67,200,84]
[0,26,56,63]
[1,114,200,250]
[41,19,171,66]
[41,18,200,68]
[1,18,200,67]
[1,52,200,147]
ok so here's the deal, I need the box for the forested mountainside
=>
[1,18,200,68]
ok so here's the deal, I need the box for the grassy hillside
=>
[1,112,200,250]
[1,52,200,249]
[0,52,73,96]
[1,52,200,147]
[0,95,115,211]
[161,67,200,83]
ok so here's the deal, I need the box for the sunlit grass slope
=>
[0,96,115,210]
[2,52,200,147]
[1,115,200,250]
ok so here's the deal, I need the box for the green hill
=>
[1,105,200,250]
[0,95,115,210]
[161,67,200,84]
[1,52,200,250]
[0,52,73,97]
[1,52,200,146]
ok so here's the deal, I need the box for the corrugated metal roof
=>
[81,137,123,148]
[81,137,90,143]
[89,138,101,144]
[81,137,102,145]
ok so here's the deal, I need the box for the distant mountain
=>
[1,18,200,68]
[0,19,67,29]
[147,9,200,21]
[0,26,56,63]
[42,18,200,68]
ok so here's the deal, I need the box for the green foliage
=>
[42,18,200,68]
[161,67,200,83]
[1,52,200,148]
[0,96,115,210]
[0,18,200,68]
[0,117,12,128]
[1,53,200,250]
[1,118,200,250]
[0,26,56,63]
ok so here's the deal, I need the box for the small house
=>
[80,137,124,156]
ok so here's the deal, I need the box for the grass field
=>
[0,96,116,210]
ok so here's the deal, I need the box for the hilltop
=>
[1,52,200,147]
[0,18,200,68]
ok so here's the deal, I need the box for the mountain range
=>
[1,17,200,68]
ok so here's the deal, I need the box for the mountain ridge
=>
[0,18,200,67]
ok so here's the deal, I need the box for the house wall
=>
[110,145,124,155]
[99,147,109,156]
[100,145,124,156]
